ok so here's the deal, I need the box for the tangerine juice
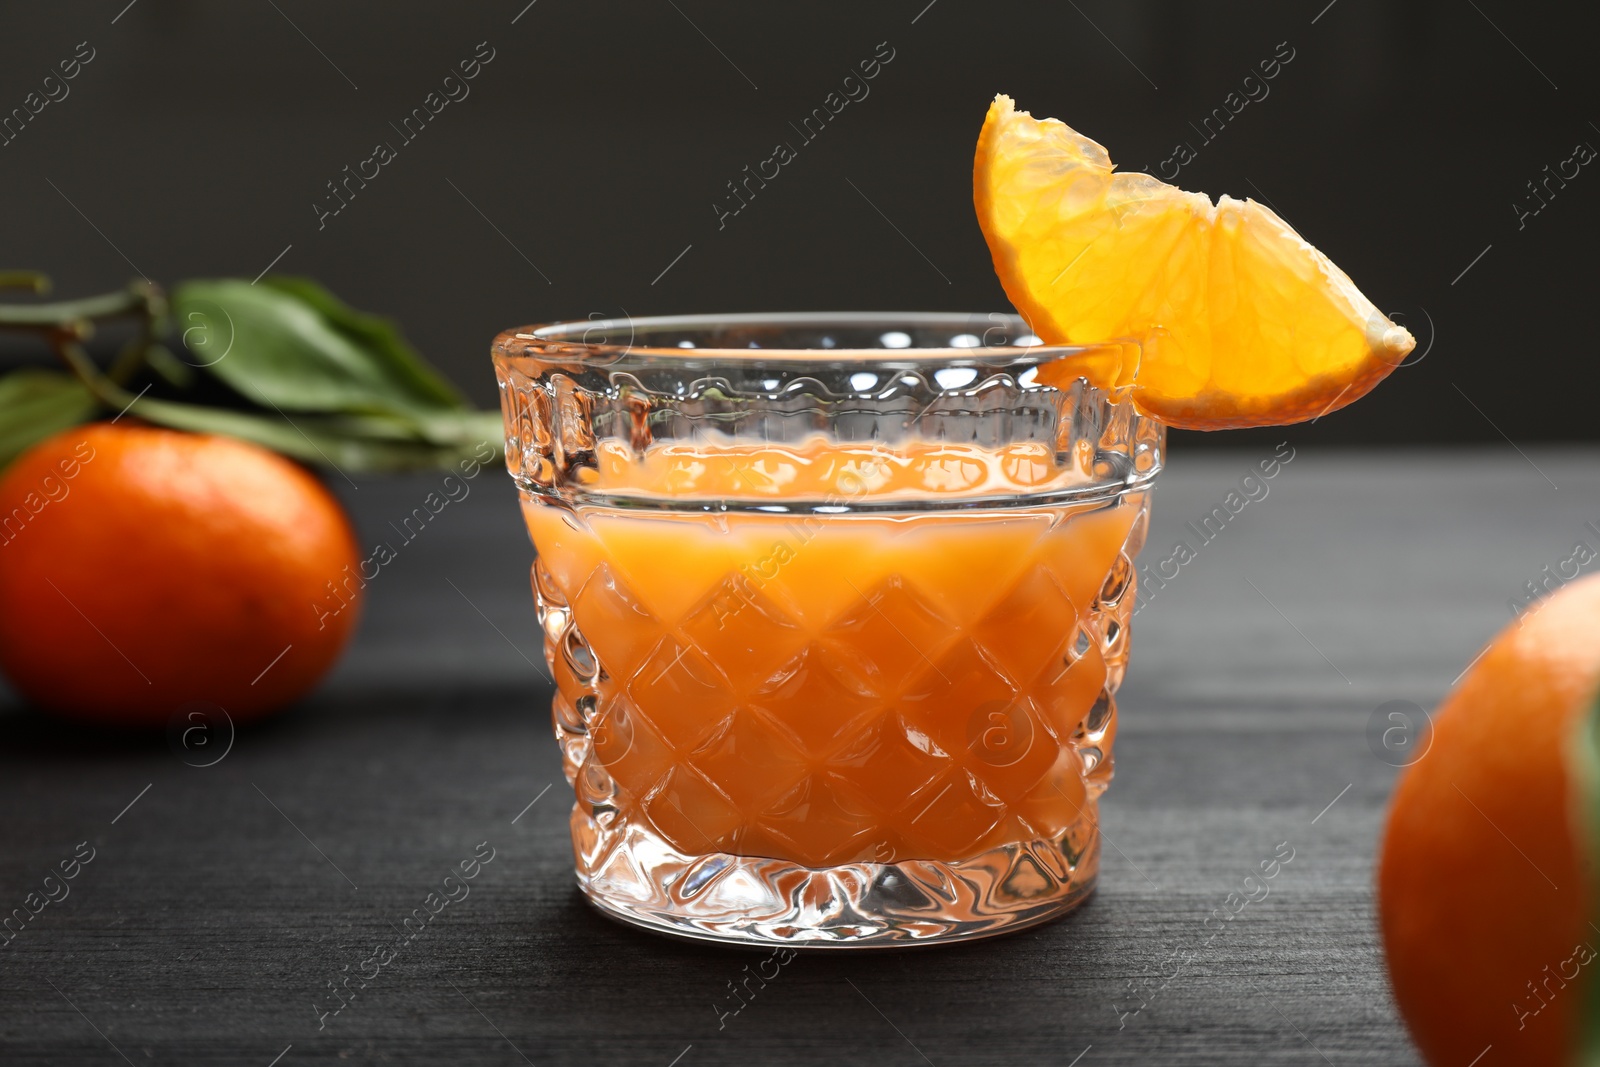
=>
[525,440,1143,869]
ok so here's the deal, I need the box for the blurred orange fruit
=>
[0,423,362,726]
[1378,573,1600,1065]
[973,94,1414,429]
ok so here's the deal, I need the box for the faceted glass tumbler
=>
[492,312,1163,947]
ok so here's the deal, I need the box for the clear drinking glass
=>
[493,312,1162,947]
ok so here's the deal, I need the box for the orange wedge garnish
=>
[974,94,1414,429]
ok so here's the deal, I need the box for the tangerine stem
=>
[47,333,138,417]
[106,281,166,387]
[0,272,50,294]
[0,282,146,329]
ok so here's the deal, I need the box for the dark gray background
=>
[1,0,1594,448]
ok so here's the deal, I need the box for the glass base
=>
[571,804,1100,948]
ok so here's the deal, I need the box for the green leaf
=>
[0,276,500,474]
[258,275,467,410]
[123,394,493,473]
[319,408,503,450]
[392,408,505,450]
[171,279,465,417]
[0,370,97,467]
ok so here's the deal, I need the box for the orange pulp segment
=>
[974,94,1414,429]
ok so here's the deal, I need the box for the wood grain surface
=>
[5,446,1594,1066]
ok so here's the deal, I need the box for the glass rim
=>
[492,310,1134,368]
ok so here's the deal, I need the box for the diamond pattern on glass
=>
[536,495,1147,873]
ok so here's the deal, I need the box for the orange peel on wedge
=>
[974,94,1414,429]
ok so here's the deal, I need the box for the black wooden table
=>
[5,446,1588,1065]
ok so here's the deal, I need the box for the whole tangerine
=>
[1378,572,1600,1065]
[0,422,362,726]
